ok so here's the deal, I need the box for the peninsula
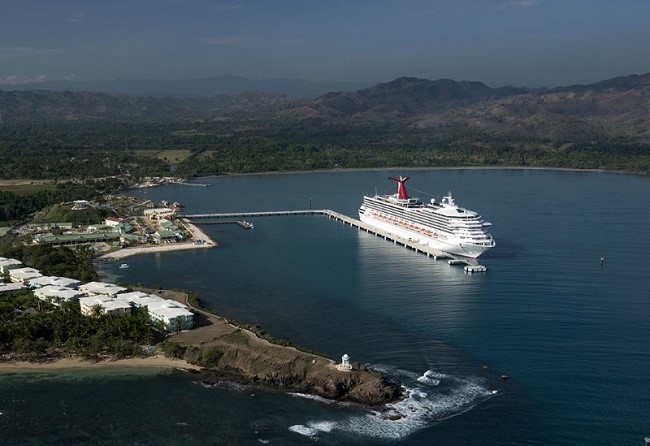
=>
[0,249,402,406]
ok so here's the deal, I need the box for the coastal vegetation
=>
[0,291,161,361]
[0,181,119,226]
[0,235,97,282]
[1,73,649,181]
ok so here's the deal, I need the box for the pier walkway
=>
[180,209,482,266]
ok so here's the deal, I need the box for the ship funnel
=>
[389,176,410,199]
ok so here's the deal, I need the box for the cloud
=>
[217,4,244,10]
[0,47,64,58]
[498,0,541,9]
[66,13,85,23]
[199,36,255,45]
[0,74,47,84]
[524,33,582,41]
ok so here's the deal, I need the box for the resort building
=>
[79,295,132,316]
[29,275,81,289]
[34,285,83,306]
[0,282,26,293]
[117,292,193,332]
[118,291,165,308]
[79,281,127,297]
[104,216,123,227]
[33,232,121,246]
[144,208,175,221]
[9,267,43,284]
[0,258,23,274]
[148,302,194,332]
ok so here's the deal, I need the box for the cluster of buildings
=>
[0,256,193,332]
[31,212,186,247]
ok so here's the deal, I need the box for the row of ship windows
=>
[366,200,483,231]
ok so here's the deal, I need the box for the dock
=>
[180,209,485,270]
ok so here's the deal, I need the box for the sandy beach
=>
[97,220,217,261]
[0,356,201,373]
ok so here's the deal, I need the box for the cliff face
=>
[168,324,402,406]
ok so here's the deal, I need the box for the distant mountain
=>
[553,72,650,93]
[0,76,373,99]
[293,77,529,117]
[1,73,649,145]
[0,90,296,122]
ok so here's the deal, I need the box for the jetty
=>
[180,209,485,269]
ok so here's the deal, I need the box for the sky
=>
[1,0,649,88]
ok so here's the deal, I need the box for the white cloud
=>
[217,4,244,10]
[199,36,255,45]
[66,13,85,23]
[498,0,541,9]
[0,74,47,84]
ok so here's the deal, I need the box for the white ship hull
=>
[359,213,489,259]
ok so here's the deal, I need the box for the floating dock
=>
[464,265,487,273]
[180,209,485,270]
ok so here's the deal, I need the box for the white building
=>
[9,267,42,284]
[0,282,26,293]
[79,295,132,316]
[79,281,127,297]
[29,275,81,289]
[336,353,352,372]
[104,216,123,227]
[0,258,23,274]
[118,291,166,308]
[143,208,175,220]
[34,285,83,306]
[118,292,193,332]
[148,302,194,332]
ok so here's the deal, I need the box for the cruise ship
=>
[358,176,495,258]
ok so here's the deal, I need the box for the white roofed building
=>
[9,267,42,284]
[143,208,175,221]
[79,281,127,297]
[118,291,166,308]
[34,285,83,306]
[79,295,131,316]
[29,275,81,289]
[0,258,23,273]
[0,282,26,293]
[148,302,194,332]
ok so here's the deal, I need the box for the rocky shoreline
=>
[164,307,403,406]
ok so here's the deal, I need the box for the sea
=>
[1,168,649,445]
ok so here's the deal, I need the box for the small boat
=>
[119,263,129,269]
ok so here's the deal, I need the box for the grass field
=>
[134,149,193,163]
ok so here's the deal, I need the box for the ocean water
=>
[2,168,649,445]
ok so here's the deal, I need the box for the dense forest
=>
[1,119,648,180]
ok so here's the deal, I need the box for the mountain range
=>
[0,73,649,145]
[0,75,372,99]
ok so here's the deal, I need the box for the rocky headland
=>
[164,309,402,406]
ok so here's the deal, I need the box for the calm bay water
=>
[2,169,649,445]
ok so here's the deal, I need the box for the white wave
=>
[367,363,422,380]
[288,392,337,405]
[416,370,442,386]
[258,440,270,444]
[288,424,319,438]
[289,371,496,441]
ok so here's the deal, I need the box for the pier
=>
[180,209,484,270]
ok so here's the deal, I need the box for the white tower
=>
[337,353,352,372]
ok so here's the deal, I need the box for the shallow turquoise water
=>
[2,169,649,445]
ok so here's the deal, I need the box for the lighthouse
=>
[337,353,352,372]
